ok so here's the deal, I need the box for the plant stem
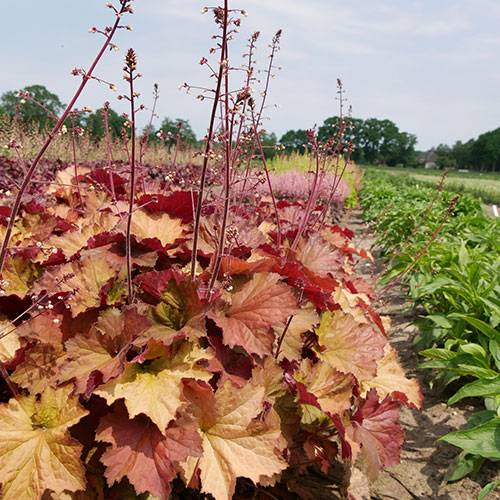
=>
[0,1,130,276]
[190,0,228,281]
[125,49,137,304]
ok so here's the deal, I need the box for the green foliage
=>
[279,129,308,154]
[279,116,417,166]
[317,116,418,166]
[259,130,278,159]
[361,164,500,205]
[360,171,500,492]
[158,117,197,145]
[428,128,500,173]
[84,105,124,140]
[0,84,65,131]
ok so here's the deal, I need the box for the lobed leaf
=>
[210,273,299,357]
[317,310,386,382]
[183,378,287,500]
[0,386,88,500]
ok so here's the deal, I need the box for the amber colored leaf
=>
[274,301,319,361]
[342,243,375,263]
[253,357,286,404]
[16,313,65,345]
[46,211,119,259]
[333,286,370,325]
[349,389,405,482]
[361,345,423,409]
[1,254,38,299]
[220,254,274,276]
[12,343,66,394]
[17,211,59,244]
[32,253,123,317]
[317,310,386,383]
[295,233,344,279]
[295,358,355,417]
[0,386,88,500]
[96,404,202,500]
[59,307,149,395]
[95,341,212,431]
[183,379,287,500]
[0,319,20,363]
[210,273,299,357]
[118,209,187,248]
[46,164,90,200]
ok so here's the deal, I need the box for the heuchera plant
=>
[0,2,422,499]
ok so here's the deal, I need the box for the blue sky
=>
[2,0,500,150]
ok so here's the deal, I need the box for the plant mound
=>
[0,164,423,500]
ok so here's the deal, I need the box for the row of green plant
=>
[361,165,500,205]
[360,171,500,499]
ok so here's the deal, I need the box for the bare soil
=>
[342,209,500,500]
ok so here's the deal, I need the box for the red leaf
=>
[350,389,405,481]
[88,169,127,194]
[134,269,183,301]
[137,191,198,223]
[96,404,202,500]
[210,273,299,357]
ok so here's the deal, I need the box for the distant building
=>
[417,150,438,169]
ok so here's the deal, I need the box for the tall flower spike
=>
[125,48,137,72]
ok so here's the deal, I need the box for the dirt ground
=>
[342,209,500,500]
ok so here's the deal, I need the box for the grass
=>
[361,164,500,205]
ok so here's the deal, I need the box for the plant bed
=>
[0,3,422,499]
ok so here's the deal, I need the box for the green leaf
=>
[489,340,500,372]
[419,359,497,379]
[468,410,497,430]
[413,276,453,296]
[419,348,457,361]
[449,314,500,342]
[441,451,484,486]
[439,418,500,459]
[479,480,500,500]
[457,342,487,362]
[448,375,500,406]
[426,314,453,329]
[457,240,470,269]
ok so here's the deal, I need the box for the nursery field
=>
[362,165,500,205]
[0,2,423,499]
[1,1,499,500]
[360,171,500,499]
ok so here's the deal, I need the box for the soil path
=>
[341,209,500,500]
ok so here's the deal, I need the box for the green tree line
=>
[279,116,418,167]
[433,129,500,173]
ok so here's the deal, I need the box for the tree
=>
[361,118,384,164]
[279,129,308,154]
[316,116,417,166]
[470,128,500,172]
[0,84,65,131]
[451,140,473,170]
[258,131,278,159]
[158,117,197,145]
[434,144,456,169]
[318,117,364,162]
[84,106,124,141]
